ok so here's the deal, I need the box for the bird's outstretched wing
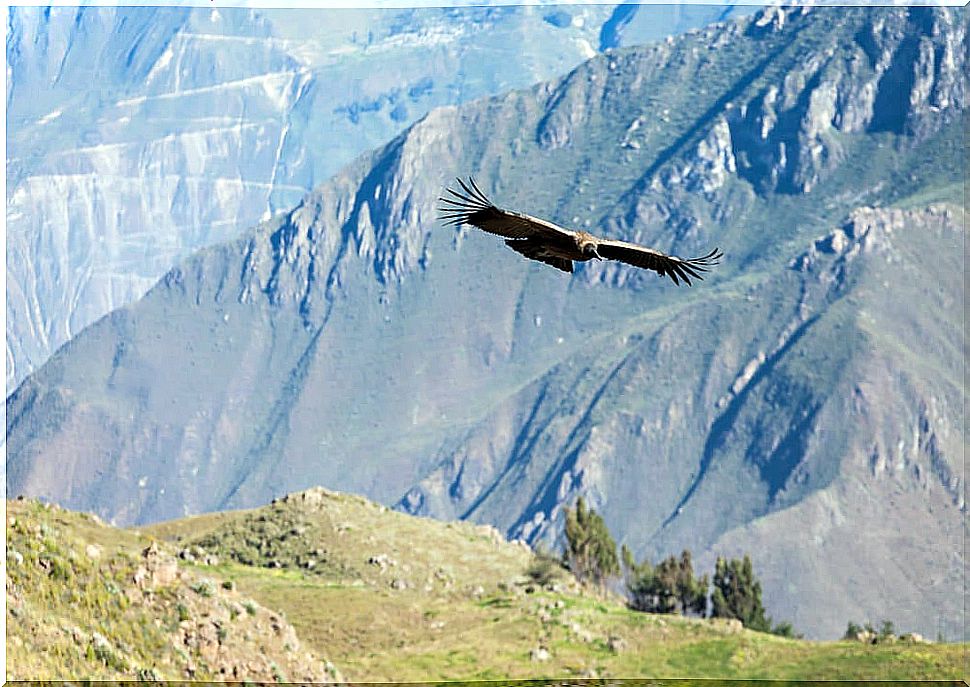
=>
[439,177,576,243]
[596,240,723,286]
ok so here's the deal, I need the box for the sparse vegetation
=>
[7,491,967,682]
[5,497,341,682]
[525,546,562,587]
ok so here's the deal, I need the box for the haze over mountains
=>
[7,5,966,642]
[5,3,750,390]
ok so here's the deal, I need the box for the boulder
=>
[529,646,550,662]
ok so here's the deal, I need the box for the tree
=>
[628,550,707,616]
[709,554,771,632]
[675,549,709,616]
[563,496,618,587]
[620,544,637,579]
[844,621,863,640]
[878,619,896,640]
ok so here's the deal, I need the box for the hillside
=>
[8,490,968,682]
[5,496,341,682]
[5,4,753,390]
[6,5,967,641]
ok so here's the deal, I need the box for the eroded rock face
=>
[726,7,967,194]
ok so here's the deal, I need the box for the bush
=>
[878,619,896,639]
[844,621,863,640]
[192,579,215,597]
[525,546,561,586]
[771,620,799,638]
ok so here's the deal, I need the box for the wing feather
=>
[439,177,576,242]
[596,240,723,287]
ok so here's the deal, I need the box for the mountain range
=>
[6,5,966,641]
[5,3,750,390]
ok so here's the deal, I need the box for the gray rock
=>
[529,646,551,662]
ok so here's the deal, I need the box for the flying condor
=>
[439,177,722,286]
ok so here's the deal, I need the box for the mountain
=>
[7,5,967,641]
[5,3,753,391]
[9,490,965,681]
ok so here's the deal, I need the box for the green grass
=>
[8,492,968,682]
[5,498,341,682]
[145,490,967,682]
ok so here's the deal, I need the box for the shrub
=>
[771,620,798,638]
[526,546,562,586]
[844,621,863,640]
[192,579,215,597]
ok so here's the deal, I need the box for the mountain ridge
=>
[6,4,758,389]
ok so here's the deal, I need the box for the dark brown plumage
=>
[439,177,723,286]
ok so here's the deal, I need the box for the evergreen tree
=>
[563,496,618,587]
[710,554,771,631]
[628,549,707,616]
[675,549,709,616]
[621,544,637,577]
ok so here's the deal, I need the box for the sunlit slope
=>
[7,491,966,681]
[5,497,342,682]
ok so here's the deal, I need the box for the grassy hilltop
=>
[7,488,967,682]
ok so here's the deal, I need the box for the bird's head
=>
[583,243,603,260]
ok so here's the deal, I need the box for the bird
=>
[439,177,722,286]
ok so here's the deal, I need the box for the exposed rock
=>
[529,646,551,662]
[569,622,593,643]
[367,553,397,572]
[133,542,180,589]
[607,634,627,653]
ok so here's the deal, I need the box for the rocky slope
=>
[6,6,967,640]
[5,496,342,681]
[5,4,752,390]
